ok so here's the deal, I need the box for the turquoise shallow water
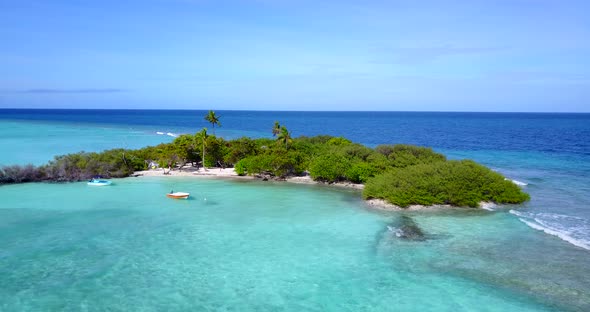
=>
[0,120,173,166]
[441,148,590,250]
[1,110,590,311]
[2,177,587,311]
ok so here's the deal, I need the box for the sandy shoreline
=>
[133,167,244,178]
[133,167,364,189]
[364,199,453,211]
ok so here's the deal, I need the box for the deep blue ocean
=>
[1,109,589,311]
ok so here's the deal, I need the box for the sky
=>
[0,0,589,112]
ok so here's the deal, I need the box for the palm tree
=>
[195,128,208,169]
[204,110,221,135]
[277,125,292,149]
[272,121,281,137]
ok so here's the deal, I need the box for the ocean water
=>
[1,109,589,311]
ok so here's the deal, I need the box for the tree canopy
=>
[204,110,221,134]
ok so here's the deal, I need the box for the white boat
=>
[167,192,190,199]
[87,179,112,186]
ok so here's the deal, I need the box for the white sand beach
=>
[133,167,364,189]
[134,167,243,178]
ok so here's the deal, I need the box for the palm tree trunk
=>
[202,140,206,170]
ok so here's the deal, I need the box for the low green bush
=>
[388,144,446,168]
[363,160,530,207]
[345,162,378,183]
[309,154,350,182]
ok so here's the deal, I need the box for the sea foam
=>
[155,131,178,138]
[479,202,497,211]
[510,210,590,250]
[505,178,528,186]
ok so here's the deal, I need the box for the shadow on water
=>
[385,215,427,241]
[371,208,491,251]
[199,198,218,206]
[374,215,451,251]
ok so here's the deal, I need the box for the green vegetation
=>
[363,160,530,207]
[0,148,143,183]
[272,121,296,150]
[204,110,221,134]
[0,120,530,208]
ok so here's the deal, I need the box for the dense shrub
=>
[341,144,374,161]
[290,139,328,164]
[375,145,396,156]
[41,149,137,181]
[234,156,257,176]
[204,136,226,167]
[171,135,199,166]
[234,158,248,176]
[374,144,447,168]
[345,162,378,183]
[309,154,350,182]
[326,137,352,146]
[365,153,390,171]
[234,149,305,178]
[295,135,334,145]
[0,165,44,183]
[388,145,446,168]
[363,160,530,207]
[224,137,259,165]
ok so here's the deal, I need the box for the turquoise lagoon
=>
[2,177,588,311]
[0,119,174,166]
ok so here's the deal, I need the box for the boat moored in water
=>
[87,179,112,186]
[167,192,190,199]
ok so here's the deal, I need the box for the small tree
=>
[195,128,208,169]
[277,125,292,149]
[204,110,221,135]
[272,121,281,137]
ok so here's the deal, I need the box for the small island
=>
[0,118,529,209]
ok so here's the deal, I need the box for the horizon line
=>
[0,107,589,114]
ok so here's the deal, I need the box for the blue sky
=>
[0,0,589,112]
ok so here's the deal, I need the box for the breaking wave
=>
[155,131,178,138]
[505,178,528,186]
[510,210,590,250]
